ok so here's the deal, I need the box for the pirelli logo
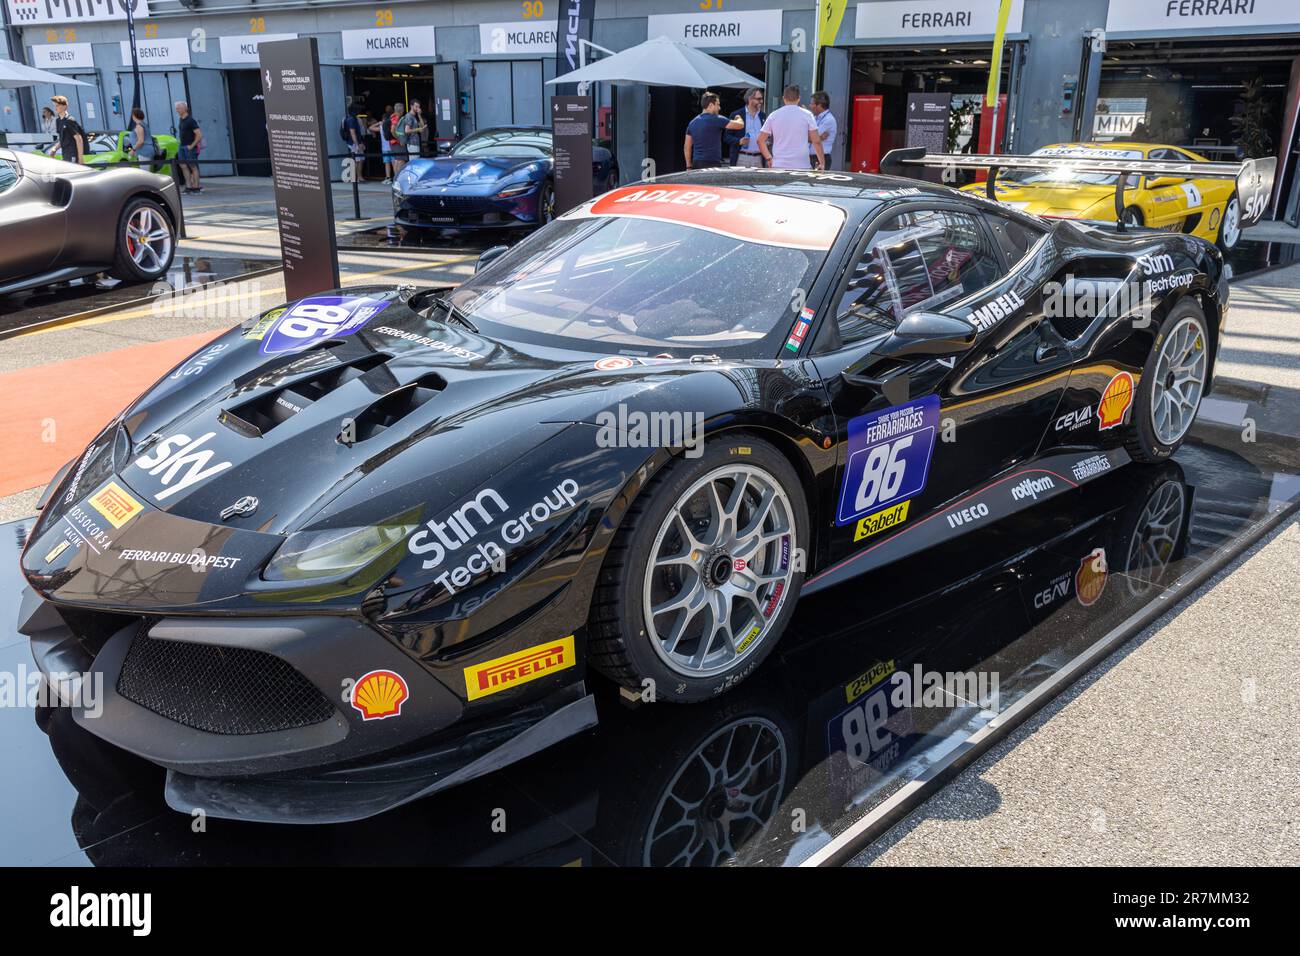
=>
[88,481,143,529]
[463,635,575,701]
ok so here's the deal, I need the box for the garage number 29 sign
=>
[837,395,940,529]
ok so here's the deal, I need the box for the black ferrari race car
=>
[19,160,1229,817]
[0,147,182,297]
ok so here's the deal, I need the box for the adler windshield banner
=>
[553,0,595,95]
[259,37,340,300]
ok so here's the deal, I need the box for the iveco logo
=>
[220,496,259,521]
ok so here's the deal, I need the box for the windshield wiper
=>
[431,295,479,333]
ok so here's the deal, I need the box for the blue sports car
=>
[392,125,618,231]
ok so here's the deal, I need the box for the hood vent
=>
[221,353,391,438]
[341,373,447,445]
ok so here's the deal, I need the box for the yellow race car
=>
[960,142,1246,251]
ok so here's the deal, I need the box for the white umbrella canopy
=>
[546,36,764,89]
[0,58,93,89]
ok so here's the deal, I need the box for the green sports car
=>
[33,131,179,176]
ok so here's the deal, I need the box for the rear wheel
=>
[587,436,807,702]
[1216,193,1241,252]
[110,197,174,281]
[1125,300,1210,463]
[1121,206,1144,229]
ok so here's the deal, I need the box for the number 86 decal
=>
[837,396,941,526]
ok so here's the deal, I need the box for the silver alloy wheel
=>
[642,717,787,867]
[1124,480,1185,596]
[1220,197,1240,249]
[1150,315,1208,445]
[643,464,797,678]
[125,205,172,273]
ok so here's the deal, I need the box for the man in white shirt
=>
[758,86,825,171]
[809,91,838,170]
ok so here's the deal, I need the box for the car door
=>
[1143,147,1202,231]
[0,153,68,285]
[809,202,1071,571]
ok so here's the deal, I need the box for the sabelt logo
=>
[463,636,575,701]
[1075,548,1108,607]
[1097,371,1135,431]
[351,670,409,720]
[854,499,910,542]
[88,481,143,529]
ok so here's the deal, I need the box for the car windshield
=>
[1001,147,1143,188]
[452,129,552,159]
[445,185,846,356]
[86,134,119,154]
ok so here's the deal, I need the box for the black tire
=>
[587,434,809,703]
[1124,299,1210,464]
[110,196,175,281]
[537,181,555,226]
[1121,205,1144,229]
[1215,192,1241,252]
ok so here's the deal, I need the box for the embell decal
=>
[1075,548,1108,607]
[88,481,143,529]
[1097,371,1135,431]
[464,636,575,701]
[350,669,409,721]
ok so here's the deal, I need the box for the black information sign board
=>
[551,95,594,217]
[259,37,340,299]
[905,92,952,183]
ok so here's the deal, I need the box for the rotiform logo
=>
[49,886,151,936]
[1011,475,1056,501]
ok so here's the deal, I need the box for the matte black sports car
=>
[392,125,617,231]
[19,163,1227,813]
[0,147,181,297]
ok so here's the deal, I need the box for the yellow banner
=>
[816,0,852,63]
[986,0,1015,107]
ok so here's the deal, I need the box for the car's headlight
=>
[263,521,417,582]
[496,180,537,198]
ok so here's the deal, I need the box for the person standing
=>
[342,104,366,179]
[175,101,203,193]
[809,91,838,170]
[50,96,85,165]
[40,106,57,154]
[387,102,406,177]
[125,107,157,170]
[758,86,824,171]
[683,91,743,170]
[370,105,396,183]
[397,101,428,161]
[726,88,766,167]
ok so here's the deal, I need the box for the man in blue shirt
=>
[684,92,744,170]
[726,88,767,167]
[809,91,839,170]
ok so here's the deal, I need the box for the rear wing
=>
[880,147,1277,231]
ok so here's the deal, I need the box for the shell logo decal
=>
[1097,371,1135,431]
[350,669,409,721]
[1075,548,1108,607]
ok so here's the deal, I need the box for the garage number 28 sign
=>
[837,395,940,532]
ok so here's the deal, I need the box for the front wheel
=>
[1121,205,1144,230]
[1216,193,1241,252]
[587,436,808,702]
[110,197,175,281]
[1125,300,1210,463]
[537,182,555,226]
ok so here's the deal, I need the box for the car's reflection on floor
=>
[21,429,1287,867]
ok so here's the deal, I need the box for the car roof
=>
[653,167,964,207]
[468,125,551,135]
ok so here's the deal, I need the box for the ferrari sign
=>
[1106,0,1300,33]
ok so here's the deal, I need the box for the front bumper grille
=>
[116,634,336,736]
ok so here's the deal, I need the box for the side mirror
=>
[873,311,977,359]
[1146,176,1184,189]
[475,244,509,274]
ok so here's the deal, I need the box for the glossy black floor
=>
[2,396,1296,866]
[0,257,279,338]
